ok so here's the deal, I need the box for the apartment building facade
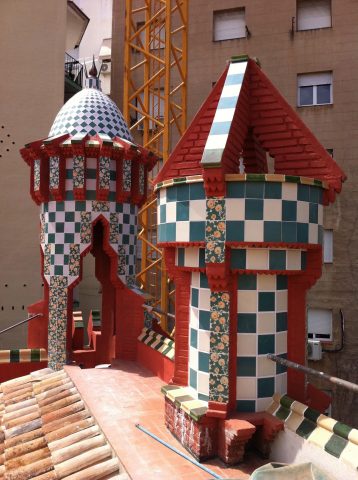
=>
[111,0,358,425]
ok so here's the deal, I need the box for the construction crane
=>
[123,0,188,333]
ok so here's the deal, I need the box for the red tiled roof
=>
[155,58,346,200]
[0,368,125,479]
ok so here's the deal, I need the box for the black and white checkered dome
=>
[49,88,133,140]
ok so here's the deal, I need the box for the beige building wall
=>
[0,0,67,348]
[111,0,358,425]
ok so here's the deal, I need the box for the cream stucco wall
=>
[0,0,67,348]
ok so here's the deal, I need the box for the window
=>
[213,8,246,41]
[297,72,332,106]
[323,229,333,263]
[307,308,332,341]
[297,0,331,31]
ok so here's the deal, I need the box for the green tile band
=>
[268,393,358,470]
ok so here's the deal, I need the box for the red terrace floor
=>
[65,361,266,480]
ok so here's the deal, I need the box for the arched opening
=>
[71,219,116,365]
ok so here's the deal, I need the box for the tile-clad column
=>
[236,273,287,412]
[172,270,191,386]
[48,276,68,370]
[188,272,210,401]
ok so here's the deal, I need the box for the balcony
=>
[65,52,83,102]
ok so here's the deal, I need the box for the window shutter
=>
[214,9,245,41]
[308,308,332,339]
[297,0,331,31]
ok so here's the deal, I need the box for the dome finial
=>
[85,55,102,90]
[89,55,98,78]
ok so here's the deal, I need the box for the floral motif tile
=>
[92,201,110,212]
[34,159,41,191]
[99,156,111,190]
[48,276,68,371]
[110,213,119,244]
[73,155,85,189]
[69,244,80,276]
[139,163,145,195]
[123,159,132,192]
[49,156,60,190]
[44,244,51,275]
[117,245,126,276]
[205,198,226,263]
[80,212,92,243]
[209,290,230,403]
[40,214,45,244]
[209,373,229,403]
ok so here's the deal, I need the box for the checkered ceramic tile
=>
[41,199,138,286]
[154,173,328,192]
[268,393,358,471]
[138,327,175,360]
[201,60,248,167]
[236,273,287,413]
[189,272,211,402]
[49,88,133,140]
[158,181,323,244]
[176,246,306,272]
[0,348,47,363]
[231,248,306,271]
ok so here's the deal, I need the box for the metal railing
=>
[267,353,358,394]
[0,313,43,337]
[65,52,83,88]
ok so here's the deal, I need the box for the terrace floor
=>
[65,361,266,480]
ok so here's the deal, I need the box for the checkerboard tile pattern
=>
[267,393,358,471]
[49,88,133,140]
[158,182,323,244]
[236,273,287,413]
[175,246,306,272]
[201,60,248,167]
[161,385,208,421]
[189,272,211,402]
[231,248,306,271]
[0,348,47,363]
[138,328,175,360]
[41,199,138,286]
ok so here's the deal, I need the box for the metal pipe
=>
[142,304,175,319]
[0,313,43,336]
[267,353,358,394]
[135,423,222,479]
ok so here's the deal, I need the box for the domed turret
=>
[21,61,158,371]
[49,88,132,140]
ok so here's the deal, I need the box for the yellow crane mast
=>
[123,0,188,333]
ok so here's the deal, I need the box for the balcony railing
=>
[65,52,83,89]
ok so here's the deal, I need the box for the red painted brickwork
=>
[154,59,345,201]
[171,270,191,385]
[136,341,174,383]
[154,67,229,184]
[165,398,218,461]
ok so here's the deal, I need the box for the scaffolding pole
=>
[124,0,188,333]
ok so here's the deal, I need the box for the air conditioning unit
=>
[101,62,111,74]
[307,339,322,361]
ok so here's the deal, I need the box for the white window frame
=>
[213,8,246,42]
[297,72,333,107]
[323,229,333,263]
[307,308,333,341]
[297,0,332,31]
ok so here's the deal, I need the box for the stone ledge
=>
[267,392,358,470]
[0,348,48,363]
[137,328,174,361]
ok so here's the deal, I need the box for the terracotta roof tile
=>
[0,368,127,480]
